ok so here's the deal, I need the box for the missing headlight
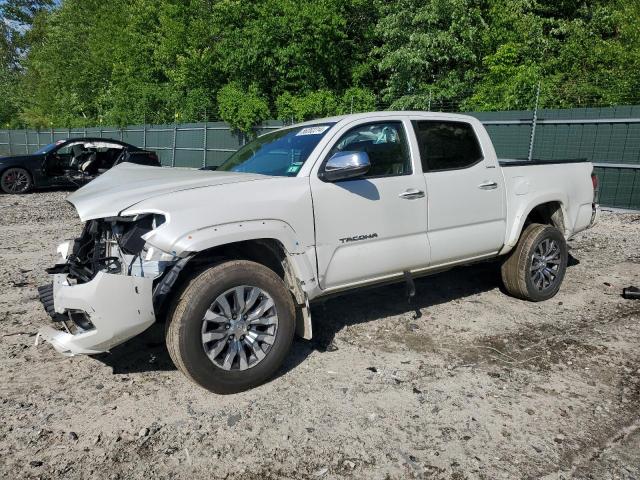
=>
[120,215,153,255]
[63,214,168,282]
[106,213,166,256]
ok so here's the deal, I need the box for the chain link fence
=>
[0,107,638,209]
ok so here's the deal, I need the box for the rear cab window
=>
[411,120,483,172]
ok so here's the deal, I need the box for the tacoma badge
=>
[339,233,378,244]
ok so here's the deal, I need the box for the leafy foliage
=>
[339,87,377,115]
[466,0,640,110]
[275,87,377,122]
[1,0,639,131]
[275,91,338,123]
[0,0,53,127]
[217,83,270,135]
[375,0,487,109]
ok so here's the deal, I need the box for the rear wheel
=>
[165,260,295,394]
[1,167,32,194]
[501,223,568,301]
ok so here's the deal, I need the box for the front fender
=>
[167,219,318,294]
[171,219,304,255]
[167,219,318,338]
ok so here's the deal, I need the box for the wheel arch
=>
[163,236,315,340]
[501,196,568,254]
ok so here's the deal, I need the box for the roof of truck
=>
[288,111,479,129]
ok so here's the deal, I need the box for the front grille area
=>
[46,220,122,283]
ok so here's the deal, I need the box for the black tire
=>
[500,223,568,301]
[165,260,295,394]
[0,167,32,194]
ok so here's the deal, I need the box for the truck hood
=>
[67,163,269,221]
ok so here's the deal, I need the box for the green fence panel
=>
[174,123,205,168]
[622,124,640,165]
[484,124,532,159]
[0,130,9,155]
[26,131,39,151]
[595,166,640,210]
[84,127,103,137]
[52,130,68,142]
[121,126,145,148]
[0,110,637,209]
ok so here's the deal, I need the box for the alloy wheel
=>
[201,285,278,371]
[1,168,30,194]
[530,238,561,291]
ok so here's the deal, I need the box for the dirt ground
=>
[0,190,639,480]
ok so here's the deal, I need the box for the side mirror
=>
[321,151,370,182]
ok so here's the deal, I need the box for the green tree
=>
[217,82,270,135]
[276,87,376,121]
[15,0,379,127]
[7,0,640,129]
[0,22,19,127]
[339,87,377,114]
[0,0,53,126]
[374,0,488,110]
[468,0,640,110]
[101,0,173,125]
[211,0,374,99]
[275,90,338,122]
[19,0,129,126]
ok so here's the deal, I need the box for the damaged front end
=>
[37,214,186,355]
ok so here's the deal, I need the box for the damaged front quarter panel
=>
[37,212,187,355]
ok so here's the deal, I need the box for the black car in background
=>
[0,138,161,194]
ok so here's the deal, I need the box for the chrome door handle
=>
[478,181,498,190]
[399,188,425,199]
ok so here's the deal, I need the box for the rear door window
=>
[412,121,483,172]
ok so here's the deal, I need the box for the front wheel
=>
[1,167,32,194]
[165,260,296,394]
[501,223,568,301]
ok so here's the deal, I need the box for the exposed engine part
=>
[46,214,166,284]
[37,213,173,350]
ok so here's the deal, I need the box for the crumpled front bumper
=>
[37,270,155,356]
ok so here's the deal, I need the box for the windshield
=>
[34,140,67,154]
[34,143,57,154]
[217,124,335,177]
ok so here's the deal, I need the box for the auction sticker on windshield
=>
[296,126,330,136]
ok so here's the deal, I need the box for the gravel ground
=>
[0,190,639,479]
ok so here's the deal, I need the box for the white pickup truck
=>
[37,112,599,393]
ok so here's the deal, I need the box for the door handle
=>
[478,181,498,190]
[399,188,425,199]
